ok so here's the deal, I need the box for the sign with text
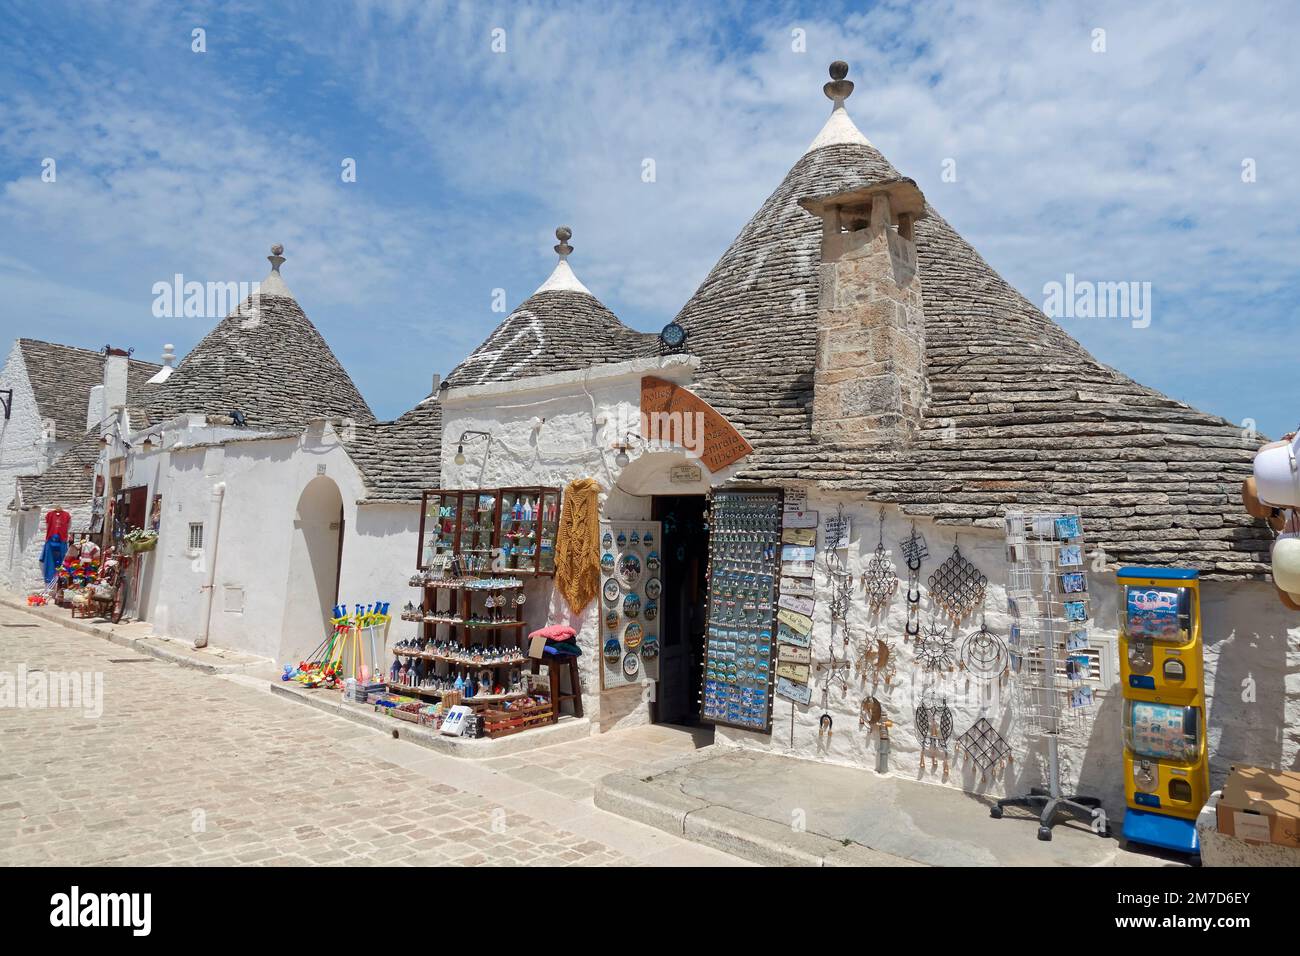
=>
[640,376,753,473]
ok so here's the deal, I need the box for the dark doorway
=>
[651,494,709,725]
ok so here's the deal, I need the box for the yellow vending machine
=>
[1116,567,1210,854]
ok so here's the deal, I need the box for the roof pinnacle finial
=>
[553,226,573,260]
[268,243,286,273]
[824,60,854,109]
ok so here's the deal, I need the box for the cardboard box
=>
[1215,764,1300,848]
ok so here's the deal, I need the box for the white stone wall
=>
[0,343,77,593]
[133,424,418,664]
[713,492,1300,820]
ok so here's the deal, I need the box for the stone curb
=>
[268,679,593,759]
[0,596,267,676]
[595,749,924,868]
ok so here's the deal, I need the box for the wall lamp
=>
[453,430,491,466]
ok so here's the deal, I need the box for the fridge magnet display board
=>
[702,488,784,731]
[599,519,661,690]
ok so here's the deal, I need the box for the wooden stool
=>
[530,654,583,720]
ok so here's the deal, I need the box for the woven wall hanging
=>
[927,544,987,624]
[955,717,1013,780]
[958,617,1009,681]
[915,692,954,774]
[860,507,898,614]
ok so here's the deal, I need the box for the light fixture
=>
[454,430,491,467]
[614,447,630,468]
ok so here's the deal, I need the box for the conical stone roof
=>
[674,64,1266,577]
[444,227,656,389]
[148,247,374,428]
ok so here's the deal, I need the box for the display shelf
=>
[391,648,529,668]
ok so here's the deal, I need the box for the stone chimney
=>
[102,346,130,413]
[800,178,929,448]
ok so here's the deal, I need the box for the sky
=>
[0,0,1297,435]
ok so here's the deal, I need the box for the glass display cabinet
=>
[418,487,562,576]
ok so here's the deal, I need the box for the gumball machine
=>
[1116,567,1210,854]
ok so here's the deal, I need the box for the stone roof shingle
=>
[17,339,161,440]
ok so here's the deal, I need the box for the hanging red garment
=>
[45,509,71,541]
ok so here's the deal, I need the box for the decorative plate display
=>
[645,577,662,600]
[645,551,661,574]
[603,578,621,605]
[643,599,657,622]
[624,621,643,648]
[603,638,623,661]
[600,552,615,573]
[623,592,641,618]
[618,553,642,585]
[642,531,654,547]
[602,531,614,550]
[630,530,640,547]
[622,653,640,677]
[605,609,619,630]
[616,531,628,548]
[641,638,660,659]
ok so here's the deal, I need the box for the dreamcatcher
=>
[900,521,927,642]
[958,616,1009,682]
[915,691,954,774]
[914,622,957,673]
[927,544,987,624]
[860,507,898,614]
[955,717,1013,781]
[857,633,897,689]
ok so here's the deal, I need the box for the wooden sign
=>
[783,510,819,529]
[777,624,809,648]
[778,593,815,617]
[782,527,815,546]
[780,576,815,597]
[640,376,753,473]
[778,643,811,665]
[824,513,851,550]
[782,545,815,563]
[776,661,811,683]
[777,608,813,636]
[670,464,703,483]
[776,677,812,705]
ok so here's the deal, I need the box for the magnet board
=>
[599,519,661,690]
[701,488,784,732]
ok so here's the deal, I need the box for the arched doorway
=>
[278,476,344,664]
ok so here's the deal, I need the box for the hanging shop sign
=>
[640,376,754,473]
[783,490,808,512]
[701,488,783,731]
[781,527,816,546]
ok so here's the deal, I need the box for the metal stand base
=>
[991,787,1109,841]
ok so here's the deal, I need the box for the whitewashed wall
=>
[714,491,1300,818]
[134,423,418,665]
[0,343,75,593]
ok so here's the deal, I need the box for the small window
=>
[188,522,204,550]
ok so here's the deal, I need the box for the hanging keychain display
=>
[927,544,987,624]
[900,521,927,643]
[915,691,954,775]
[860,507,898,614]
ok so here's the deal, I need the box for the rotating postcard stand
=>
[991,511,1109,841]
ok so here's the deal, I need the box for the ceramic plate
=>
[624,621,643,647]
[641,638,660,659]
[622,593,641,618]
[603,638,622,661]
[645,551,661,574]
[645,577,662,600]
[622,653,640,677]
[602,531,614,550]
[643,599,657,622]
[618,553,642,585]
[603,578,621,604]
[600,552,615,573]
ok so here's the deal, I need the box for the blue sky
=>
[1,0,1297,435]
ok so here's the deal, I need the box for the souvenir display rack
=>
[417,487,562,576]
[701,488,784,732]
[992,510,1107,841]
[394,571,534,711]
[598,519,662,689]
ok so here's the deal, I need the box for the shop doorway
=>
[651,494,709,725]
[279,476,345,663]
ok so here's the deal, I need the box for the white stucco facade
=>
[436,356,1300,817]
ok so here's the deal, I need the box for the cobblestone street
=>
[0,606,744,866]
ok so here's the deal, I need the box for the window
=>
[188,522,204,550]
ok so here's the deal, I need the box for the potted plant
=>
[124,527,159,553]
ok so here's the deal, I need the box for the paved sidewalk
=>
[0,604,744,866]
[597,747,1190,867]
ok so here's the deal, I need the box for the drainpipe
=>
[195,482,226,649]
